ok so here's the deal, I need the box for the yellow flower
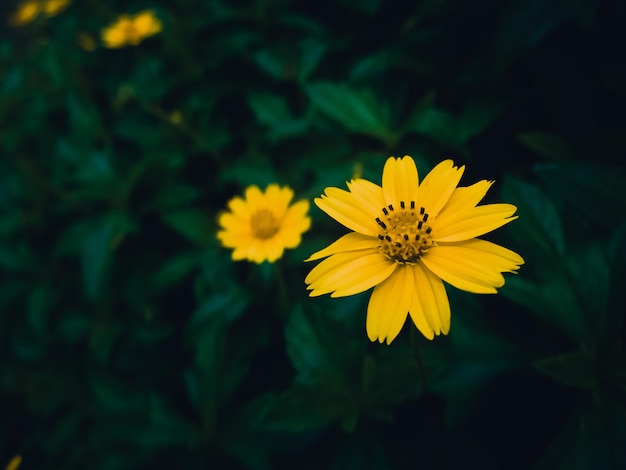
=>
[217,184,311,264]
[101,10,162,49]
[9,1,40,26]
[5,455,21,470]
[305,156,524,344]
[42,0,70,16]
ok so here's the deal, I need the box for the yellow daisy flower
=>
[217,184,311,264]
[101,10,162,49]
[305,156,524,344]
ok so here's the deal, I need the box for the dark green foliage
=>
[1,0,625,468]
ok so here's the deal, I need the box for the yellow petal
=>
[265,184,293,217]
[421,239,523,294]
[410,263,451,338]
[381,155,419,206]
[306,250,395,297]
[418,159,464,217]
[305,232,378,261]
[227,196,252,218]
[346,178,385,215]
[433,204,518,242]
[438,180,493,215]
[366,266,413,344]
[315,191,378,236]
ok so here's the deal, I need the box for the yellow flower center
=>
[251,209,279,239]
[375,200,435,264]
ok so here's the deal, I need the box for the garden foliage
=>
[1,0,625,468]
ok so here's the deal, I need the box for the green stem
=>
[411,327,428,393]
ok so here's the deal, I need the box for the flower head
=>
[101,10,162,49]
[305,156,524,344]
[217,184,311,264]
[9,0,69,26]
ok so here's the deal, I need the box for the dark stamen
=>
[382,207,388,215]
[400,201,405,209]
[403,234,409,240]
[375,218,387,229]
[423,213,429,222]
[395,242,402,248]
[425,227,432,234]
[378,234,384,240]
[418,221,423,229]
[415,234,420,240]
[385,235,392,242]
[410,201,415,209]
[388,204,394,211]
[420,207,425,215]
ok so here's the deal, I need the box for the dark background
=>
[1,0,625,468]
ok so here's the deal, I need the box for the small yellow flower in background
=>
[5,455,21,470]
[217,184,311,264]
[305,156,524,344]
[9,1,40,26]
[9,0,69,26]
[101,10,162,49]
[42,0,69,16]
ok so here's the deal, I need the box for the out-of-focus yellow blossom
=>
[77,32,96,51]
[42,0,69,16]
[101,10,162,49]
[5,455,22,470]
[9,0,70,26]
[218,184,311,264]
[9,1,40,26]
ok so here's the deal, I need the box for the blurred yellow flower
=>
[9,1,40,26]
[42,0,69,16]
[5,455,21,470]
[218,184,311,264]
[9,0,69,26]
[101,10,162,49]
[305,156,524,344]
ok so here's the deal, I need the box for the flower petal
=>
[433,204,518,242]
[421,239,524,294]
[306,250,396,297]
[418,159,464,217]
[346,179,385,215]
[438,180,494,216]
[410,263,451,338]
[305,232,378,261]
[381,156,419,205]
[366,266,413,344]
[315,189,378,235]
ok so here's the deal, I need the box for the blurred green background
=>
[1,0,626,468]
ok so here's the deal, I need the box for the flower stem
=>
[411,327,428,393]
[273,261,290,315]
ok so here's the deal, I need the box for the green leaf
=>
[153,253,200,290]
[161,209,210,244]
[504,276,587,341]
[82,214,129,299]
[502,176,566,256]
[305,83,393,142]
[253,385,353,433]
[534,350,597,390]
[517,131,573,161]
[248,93,309,139]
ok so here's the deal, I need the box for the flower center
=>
[374,200,435,264]
[251,209,279,239]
